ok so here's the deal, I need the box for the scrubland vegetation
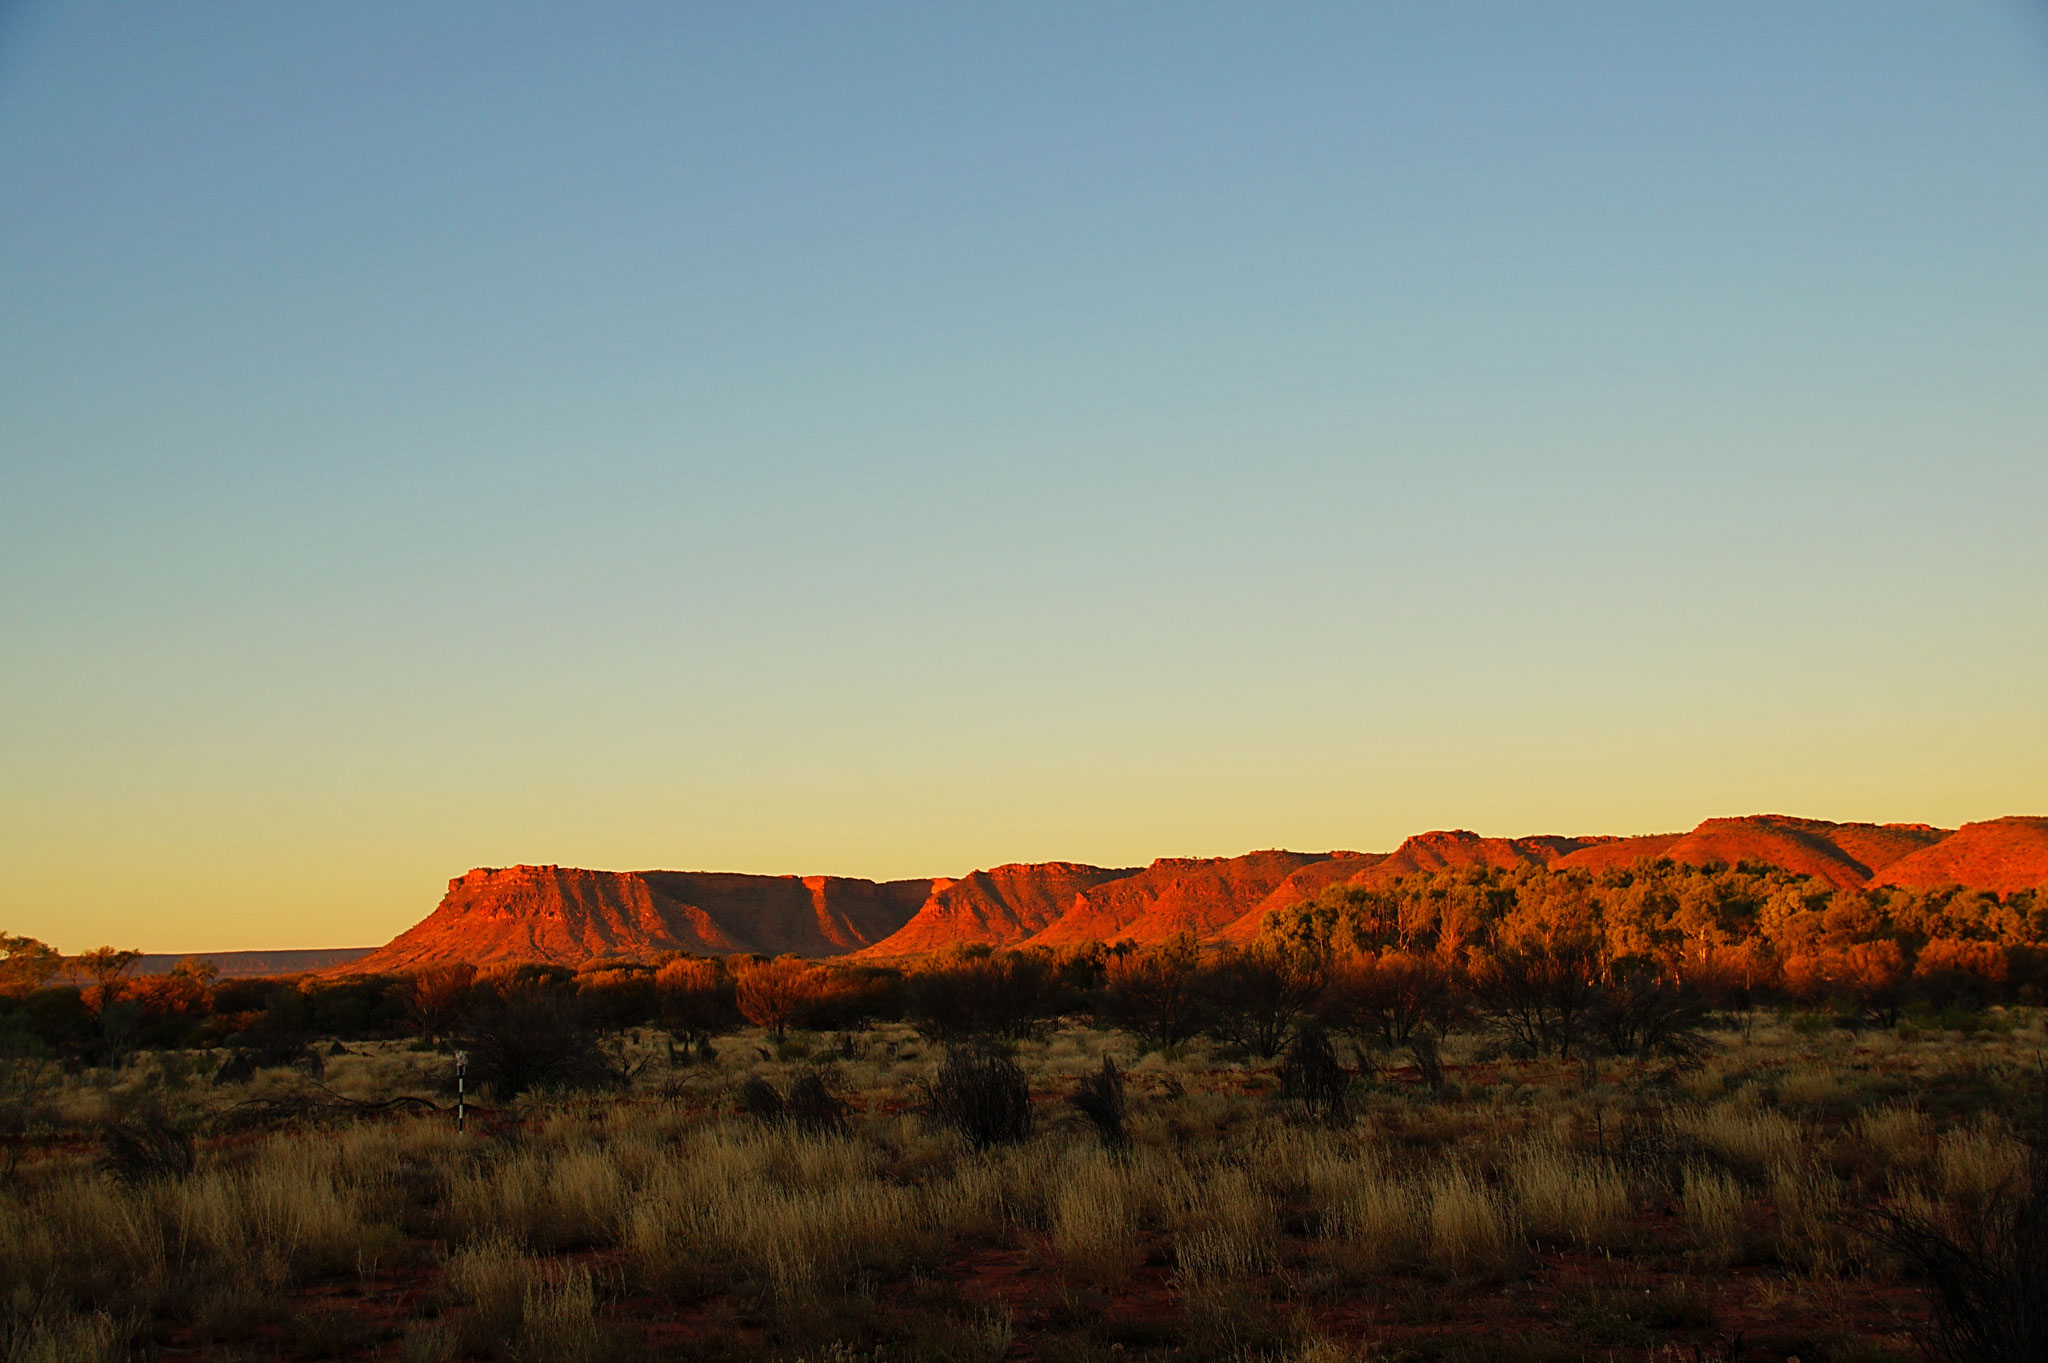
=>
[4,859,2046,1361]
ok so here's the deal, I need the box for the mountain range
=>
[343,814,2048,971]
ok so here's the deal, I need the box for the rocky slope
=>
[853,862,1143,958]
[1020,850,1332,948]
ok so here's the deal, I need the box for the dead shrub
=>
[1277,1025,1350,1127]
[1069,1055,1128,1151]
[99,1108,195,1185]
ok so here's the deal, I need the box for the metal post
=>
[455,1050,467,1134]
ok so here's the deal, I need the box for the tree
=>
[1320,950,1460,1052]
[1469,939,1603,1060]
[405,963,477,1043]
[735,957,824,1041]
[69,947,142,1019]
[654,957,739,1044]
[0,935,61,999]
[1098,935,1206,1048]
[1199,941,1326,1058]
[905,949,1059,1040]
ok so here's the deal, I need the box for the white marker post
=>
[454,1050,468,1134]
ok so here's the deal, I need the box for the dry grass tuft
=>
[626,1126,935,1301]
[1858,1104,1934,1173]
[1672,1097,1802,1179]
[1507,1140,1629,1249]
[1172,1167,1279,1288]
[1321,1160,1426,1277]
[1680,1164,1746,1267]
[1936,1122,2028,1212]
[1048,1155,1141,1289]
[1769,1161,1849,1276]
[447,1143,624,1251]
[1424,1166,1516,1277]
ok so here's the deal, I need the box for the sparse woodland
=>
[3,859,2047,1361]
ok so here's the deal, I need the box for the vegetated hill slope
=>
[1218,834,1600,942]
[1545,817,1947,884]
[854,862,1144,958]
[1873,816,2048,895]
[1217,852,1385,944]
[1350,830,1605,886]
[1547,834,1689,875]
[349,865,932,971]
[1022,850,1330,948]
[1224,820,1960,941]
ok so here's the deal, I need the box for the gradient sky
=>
[3,3,2046,953]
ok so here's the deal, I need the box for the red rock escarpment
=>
[350,865,933,971]
[854,862,1144,957]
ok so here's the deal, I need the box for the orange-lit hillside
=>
[345,815,2046,971]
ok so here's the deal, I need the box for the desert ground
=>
[3,999,2041,1363]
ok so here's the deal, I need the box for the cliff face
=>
[350,865,932,971]
[854,862,1144,957]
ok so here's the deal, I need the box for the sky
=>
[3,3,2046,953]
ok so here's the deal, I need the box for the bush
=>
[1097,936,1206,1048]
[905,950,1058,1040]
[1869,1099,2048,1362]
[99,1106,195,1184]
[786,1070,849,1136]
[1069,1055,1128,1150]
[458,977,624,1100]
[1277,1025,1349,1126]
[924,1046,1033,1149]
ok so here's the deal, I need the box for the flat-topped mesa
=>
[349,865,935,972]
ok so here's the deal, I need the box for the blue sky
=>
[3,2,2045,950]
